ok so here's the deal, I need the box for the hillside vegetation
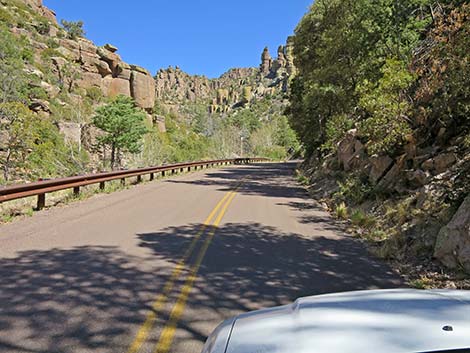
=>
[288,0,470,280]
[0,0,299,185]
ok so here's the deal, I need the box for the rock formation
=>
[435,194,470,272]
[155,40,296,116]
[9,0,156,117]
[21,0,57,24]
[260,47,272,75]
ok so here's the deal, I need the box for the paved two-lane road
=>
[0,162,402,353]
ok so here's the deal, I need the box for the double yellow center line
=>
[127,183,241,353]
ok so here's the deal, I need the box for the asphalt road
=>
[0,162,402,353]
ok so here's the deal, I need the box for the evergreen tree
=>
[92,95,148,170]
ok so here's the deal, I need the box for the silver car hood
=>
[203,289,470,353]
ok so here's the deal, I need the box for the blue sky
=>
[43,0,312,78]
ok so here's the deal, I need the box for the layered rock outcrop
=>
[155,66,212,102]
[155,39,295,115]
[22,0,57,24]
[12,0,156,116]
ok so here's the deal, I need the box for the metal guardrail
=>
[0,158,268,209]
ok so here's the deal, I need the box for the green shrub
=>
[358,60,414,155]
[335,176,372,204]
[350,209,376,229]
[86,87,104,102]
[60,19,85,39]
[46,37,59,49]
[40,48,63,60]
[0,8,14,24]
[323,114,355,152]
[35,20,50,35]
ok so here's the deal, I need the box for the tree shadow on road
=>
[166,162,305,200]
[0,246,172,353]
[137,221,403,351]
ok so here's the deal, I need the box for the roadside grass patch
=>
[335,202,348,220]
[351,209,376,229]
[409,276,434,289]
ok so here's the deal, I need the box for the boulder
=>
[78,38,97,56]
[337,129,364,171]
[29,99,51,113]
[116,62,132,80]
[77,72,102,89]
[130,64,148,74]
[48,25,58,37]
[406,169,428,188]
[369,155,393,183]
[59,39,80,61]
[434,195,470,273]
[377,154,407,190]
[155,115,166,133]
[97,47,122,75]
[80,52,101,74]
[96,60,113,77]
[81,123,101,151]
[55,46,74,59]
[40,81,60,98]
[102,76,131,97]
[130,69,155,110]
[58,122,82,144]
[32,41,48,50]
[24,67,44,79]
[434,152,457,173]
[104,43,118,53]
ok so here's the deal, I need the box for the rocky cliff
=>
[154,38,296,116]
[2,0,156,115]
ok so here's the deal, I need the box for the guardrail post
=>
[180,168,184,173]
[73,186,80,197]
[172,169,176,175]
[187,167,191,172]
[162,170,166,177]
[137,175,142,183]
[37,193,45,210]
[121,178,125,186]
[99,182,105,190]
[150,173,154,181]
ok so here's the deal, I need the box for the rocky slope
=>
[1,0,157,143]
[154,38,296,115]
[19,0,156,113]
[0,0,300,180]
[4,0,296,130]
